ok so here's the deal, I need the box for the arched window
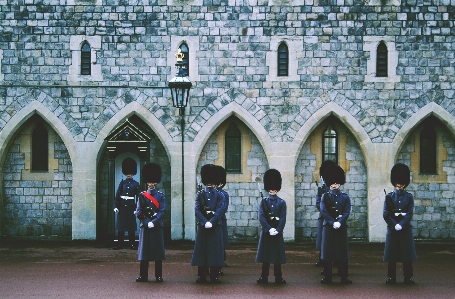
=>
[322,124,338,164]
[420,125,437,174]
[179,43,189,76]
[225,123,241,173]
[81,42,91,75]
[376,41,388,77]
[277,42,289,77]
[32,121,49,171]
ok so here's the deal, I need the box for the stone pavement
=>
[0,240,454,299]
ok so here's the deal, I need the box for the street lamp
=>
[169,49,193,116]
[168,49,192,240]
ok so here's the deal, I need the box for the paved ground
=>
[0,240,454,299]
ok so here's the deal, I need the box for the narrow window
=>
[225,123,241,173]
[322,124,338,164]
[376,41,388,77]
[179,43,189,77]
[81,42,91,75]
[420,125,437,174]
[277,42,289,77]
[32,121,49,171]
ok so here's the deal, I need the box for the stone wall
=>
[0,0,454,241]
[2,133,72,239]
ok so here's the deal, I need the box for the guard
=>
[315,160,337,268]
[383,163,417,284]
[135,163,166,282]
[113,157,140,250]
[191,164,226,284]
[320,164,352,284]
[256,169,287,284]
[215,165,230,274]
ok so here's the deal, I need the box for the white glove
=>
[114,208,119,213]
[269,228,278,236]
[148,222,154,228]
[205,222,212,229]
[333,222,341,229]
[395,224,402,231]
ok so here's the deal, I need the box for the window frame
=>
[376,41,388,77]
[277,42,289,77]
[31,121,49,172]
[322,124,338,165]
[224,123,242,173]
[179,43,189,77]
[419,124,437,174]
[81,42,91,75]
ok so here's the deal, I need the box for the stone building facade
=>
[0,0,454,242]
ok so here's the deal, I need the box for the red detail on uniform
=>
[142,191,160,209]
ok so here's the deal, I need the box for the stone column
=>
[71,142,97,240]
[268,143,296,242]
[169,140,197,241]
[366,143,395,242]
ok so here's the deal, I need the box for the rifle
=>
[317,176,328,198]
[257,179,279,228]
[196,184,214,221]
[323,192,341,220]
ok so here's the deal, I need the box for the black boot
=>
[136,260,149,282]
[155,260,163,282]
[386,277,396,284]
[113,231,124,250]
[257,276,268,284]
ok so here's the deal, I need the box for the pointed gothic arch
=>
[392,102,455,162]
[192,101,274,166]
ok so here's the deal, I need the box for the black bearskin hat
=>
[391,163,410,187]
[142,163,162,183]
[319,160,337,182]
[122,157,137,175]
[215,165,227,188]
[201,164,218,186]
[264,169,282,191]
[324,165,345,186]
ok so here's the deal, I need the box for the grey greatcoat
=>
[217,188,230,250]
[255,194,287,264]
[315,184,328,250]
[320,189,351,262]
[190,187,226,267]
[136,189,166,261]
[115,178,140,231]
[383,189,417,262]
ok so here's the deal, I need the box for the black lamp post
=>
[168,49,192,240]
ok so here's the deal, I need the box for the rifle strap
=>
[142,191,160,210]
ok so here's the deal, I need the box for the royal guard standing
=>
[256,169,287,284]
[191,164,226,284]
[315,160,337,268]
[320,165,352,284]
[383,163,417,284]
[215,165,230,275]
[113,157,140,250]
[135,163,166,282]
